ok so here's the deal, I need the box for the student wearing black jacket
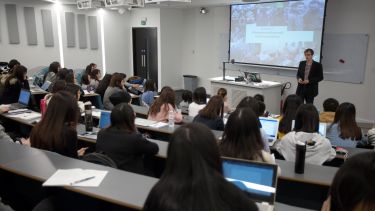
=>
[193,95,224,131]
[1,65,30,104]
[96,103,159,174]
[296,48,323,104]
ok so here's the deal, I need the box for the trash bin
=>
[183,75,198,92]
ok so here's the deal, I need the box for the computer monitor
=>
[18,89,31,105]
[259,117,279,142]
[99,111,111,129]
[222,157,277,204]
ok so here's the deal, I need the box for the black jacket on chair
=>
[296,60,323,98]
[96,127,159,174]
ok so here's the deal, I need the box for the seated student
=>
[96,103,158,173]
[320,98,339,123]
[85,63,96,75]
[143,123,258,211]
[43,61,60,84]
[42,80,66,108]
[65,70,76,84]
[276,104,336,165]
[0,59,20,98]
[103,73,127,110]
[141,79,157,107]
[326,103,362,148]
[179,90,192,115]
[30,91,87,158]
[148,86,182,123]
[254,94,264,103]
[188,87,207,117]
[95,73,112,99]
[109,91,132,106]
[217,88,231,113]
[80,73,91,90]
[89,69,101,90]
[278,94,303,139]
[64,83,84,112]
[321,152,375,211]
[220,108,277,167]
[236,96,270,152]
[193,96,224,131]
[1,65,30,104]
[47,68,69,92]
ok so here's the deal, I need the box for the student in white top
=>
[276,104,336,165]
[188,87,207,117]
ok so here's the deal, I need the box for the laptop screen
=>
[222,158,277,203]
[18,89,31,105]
[259,117,279,141]
[99,111,111,129]
[41,81,51,91]
[291,121,327,137]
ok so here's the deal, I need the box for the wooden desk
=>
[82,92,99,98]
[0,110,40,127]
[30,87,49,95]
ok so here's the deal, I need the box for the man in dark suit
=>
[296,49,323,104]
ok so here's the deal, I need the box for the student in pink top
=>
[148,86,182,123]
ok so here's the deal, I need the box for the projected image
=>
[230,0,327,67]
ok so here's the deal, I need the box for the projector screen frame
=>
[228,0,329,69]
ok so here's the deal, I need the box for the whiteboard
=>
[321,34,369,84]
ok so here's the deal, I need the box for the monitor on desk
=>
[259,117,279,143]
[99,111,111,129]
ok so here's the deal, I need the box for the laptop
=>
[222,157,278,211]
[10,89,31,110]
[259,117,279,146]
[99,111,111,129]
[40,80,51,91]
[291,121,327,137]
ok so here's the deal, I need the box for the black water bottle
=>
[295,142,306,174]
[84,102,93,132]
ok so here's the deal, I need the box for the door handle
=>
[141,55,144,67]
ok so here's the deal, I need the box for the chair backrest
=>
[82,152,117,168]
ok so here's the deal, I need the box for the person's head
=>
[328,152,375,211]
[8,59,20,71]
[6,65,27,85]
[304,48,314,62]
[64,83,81,100]
[90,69,101,81]
[149,86,176,116]
[30,91,80,151]
[294,104,319,133]
[56,68,69,80]
[49,61,60,74]
[65,71,75,84]
[85,63,96,74]
[109,73,126,89]
[109,91,132,106]
[236,96,261,116]
[254,94,264,102]
[199,95,224,119]
[193,87,207,105]
[181,90,193,103]
[220,108,264,160]
[51,80,66,93]
[217,88,227,101]
[258,101,266,116]
[323,98,339,112]
[144,79,156,92]
[109,103,136,133]
[279,94,303,134]
[81,73,91,86]
[333,102,362,140]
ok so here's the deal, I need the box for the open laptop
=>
[259,117,279,146]
[10,89,31,110]
[40,80,51,91]
[222,157,278,211]
[291,120,327,137]
[99,111,111,129]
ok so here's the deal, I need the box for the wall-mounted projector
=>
[145,0,191,4]
[104,0,144,8]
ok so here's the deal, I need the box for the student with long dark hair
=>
[95,73,112,99]
[141,79,157,107]
[217,88,231,113]
[89,69,101,89]
[179,90,192,114]
[220,108,276,165]
[326,103,362,148]
[143,123,258,211]
[30,91,86,158]
[278,94,303,139]
[103,73,127,110]
[193,95,224,131]
[276,104,336,165]
[96,103,158,174]
[0,59,21,98]
[80,73,91,90]
[188,87,207,117]
[43,61,60,83]
[1,65,30,104]
[321,152,375,211]
[85,63,96,75]
[148,86,182,123]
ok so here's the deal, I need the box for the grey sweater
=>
[103,86,124,110]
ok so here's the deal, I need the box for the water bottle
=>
[295,141,306,174]
[168,110,175,128]
[84,102,93,132]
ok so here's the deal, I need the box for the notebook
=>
[99,111,111,129]
[222,157,278,211]
[259,117,279,145]
[10,89,31,110]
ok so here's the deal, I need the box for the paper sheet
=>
[43,169,108,187]
[149,122,168,128]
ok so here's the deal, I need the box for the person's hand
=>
[21,138,31,146]
[0,105,10,113]
[321,196,331,211]
[132,84,140,88]
[298,78,303,84]
[77,147,88,157]
[304,80,310,84]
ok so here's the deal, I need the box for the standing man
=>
[296,48,323,104]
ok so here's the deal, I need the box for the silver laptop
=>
[222,157,278,211]
[259,117,279,146]
[291,120,327,137]
[10,89,31,110]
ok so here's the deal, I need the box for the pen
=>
[70,176,95,185]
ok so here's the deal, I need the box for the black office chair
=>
[82,152,117,168]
